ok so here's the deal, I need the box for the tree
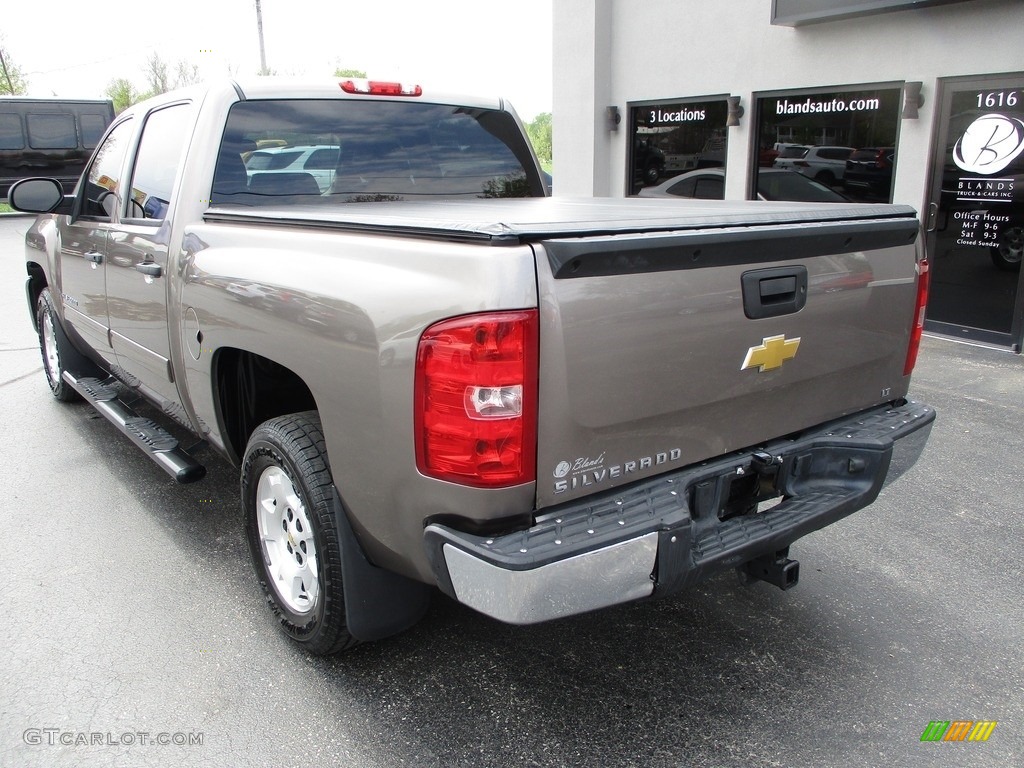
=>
[175,61,202,88]
[146,52,171,95]
[525,112,552,171]
[0,39,29,95]
[105,78,144,114]
[105,54,205,114]
[333,68,367,79]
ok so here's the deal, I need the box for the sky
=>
[2,0,553,120]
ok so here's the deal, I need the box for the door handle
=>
[135,262,163,278]
[741,266,808,319]
[925,202,939,233]
[84,251,103,264]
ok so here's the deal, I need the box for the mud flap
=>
[332,488,431,642]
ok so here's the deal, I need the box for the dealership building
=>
[553,0,1024,351]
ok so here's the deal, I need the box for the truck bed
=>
[204,195,922,509]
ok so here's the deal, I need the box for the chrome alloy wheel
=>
[41,306,61,385]
[998,226,1023,266]
[256,466,319,614]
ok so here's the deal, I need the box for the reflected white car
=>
[638,167,850,203]
[773,145,854,186]
[244,145,340,193]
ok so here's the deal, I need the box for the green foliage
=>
[482,173,532,198]
[333,68,368,79]
[105,78,145,114]
[525,112,552,171]
[0,40,29,95]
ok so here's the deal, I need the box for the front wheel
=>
[241,411,359,655]
[36,287,81,402]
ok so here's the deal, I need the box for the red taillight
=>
[339,80,422,97]
[903,257,930,376]
[415,311,538,488]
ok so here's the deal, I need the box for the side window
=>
[27,113,77,149]
[126,105,191,221]
[80,114,109,149]
[693,176,725,199]
[667,178,696,197]
[0,113,24,149]
[82,119,133,219]
[305,147,340,170]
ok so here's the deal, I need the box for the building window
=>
[754,85,902,202]
[628,98,728,196]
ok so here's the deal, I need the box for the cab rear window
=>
[211,99,542,205]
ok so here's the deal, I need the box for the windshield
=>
[777,146,808,159]
[211,99,543,205]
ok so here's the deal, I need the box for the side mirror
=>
[8,178,73,215]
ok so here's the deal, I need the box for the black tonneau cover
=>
[204,196,918,245]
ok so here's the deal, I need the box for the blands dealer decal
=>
[553,448,683,494]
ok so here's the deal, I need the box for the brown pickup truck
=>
[11,79,934,654]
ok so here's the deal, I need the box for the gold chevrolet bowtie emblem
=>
[742,335,801,372]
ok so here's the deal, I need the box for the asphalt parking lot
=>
[1,213,1021,768]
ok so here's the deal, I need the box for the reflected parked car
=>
[243,145,341,193]
[773,145,854,186]
[638,167,850,203]
[844,147,895,199]
[633,138,666,185]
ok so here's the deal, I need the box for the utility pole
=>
[255,0,269,75]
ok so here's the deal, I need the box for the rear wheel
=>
[35,287,81,402]
[990,226,1022,271]
[241,411,359,655]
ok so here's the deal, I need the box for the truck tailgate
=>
[533,212,921,508]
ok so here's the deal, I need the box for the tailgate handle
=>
[742,267,808,319]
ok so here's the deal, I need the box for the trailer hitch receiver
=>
[740,547,800,591]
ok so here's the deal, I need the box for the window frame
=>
[76,117,135,222]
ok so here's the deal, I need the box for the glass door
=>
[925,73,1024,351]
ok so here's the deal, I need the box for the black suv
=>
[844,147,895,200]
[1,98,115,199]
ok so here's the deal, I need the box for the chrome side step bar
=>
[62,371,206,484]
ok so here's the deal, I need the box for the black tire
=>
[989,226,1023,272]
[241,411,359,655]
[35,286,81,402]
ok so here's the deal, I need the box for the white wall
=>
[553,0,1024,214]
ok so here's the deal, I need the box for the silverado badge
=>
[742,335,801,372]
